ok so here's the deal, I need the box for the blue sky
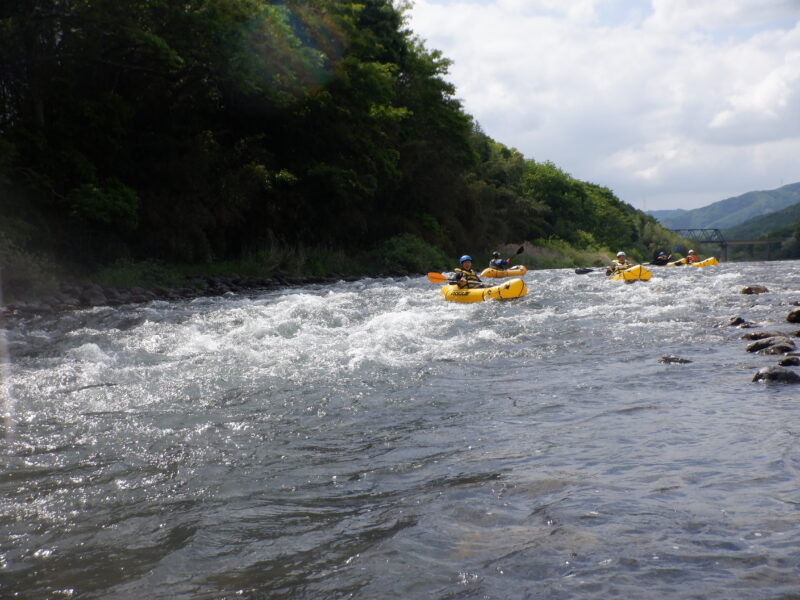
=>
[407,0,800,210]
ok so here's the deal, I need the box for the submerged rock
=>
[659,355,692,364]
[741,285,769,295]
[788,308,800,324]
[753,366,800,383]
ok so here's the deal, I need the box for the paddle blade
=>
[515,245,525,255]
[426,272,449,284]
[574,267,595,274]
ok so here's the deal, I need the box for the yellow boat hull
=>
[608,265,651,281]
[480,265,528,278]
[440,278,528,303]
[667,257,719,267]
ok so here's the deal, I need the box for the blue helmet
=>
[459,255,472,263]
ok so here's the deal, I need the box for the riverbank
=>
[1,240,614,318]
[0,271,386,319]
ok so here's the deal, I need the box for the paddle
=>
[575,263,648,275]
[574,267,604,274]
[427,272,453,284]
[426,272,487,289]
[501,245,525,264]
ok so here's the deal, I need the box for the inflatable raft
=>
[607,265,651,281]
[667,256,719,267]
[479,265,528,278]
[440,278,528,303]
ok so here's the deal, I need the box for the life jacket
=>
[611,259,632,272]
[685,254,699,263]
[454,267,482,288]
[489,258,510,269]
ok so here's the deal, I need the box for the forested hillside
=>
[725,202,800,239]
[723,202,800,261]
[1,0,678,298]
[648,182,800,230]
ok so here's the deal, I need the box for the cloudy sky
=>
[406,0,800,210]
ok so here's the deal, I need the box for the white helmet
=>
[688,249,695,254]
[616,251,626,257]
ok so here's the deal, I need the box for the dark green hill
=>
[724,202,800,239]
[647,182,800,229]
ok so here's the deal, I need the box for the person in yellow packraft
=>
[651,250,670,266]
[673,249,699,265]
[605,251,634,276]
[488,251,511,270]
[453,255,483,288]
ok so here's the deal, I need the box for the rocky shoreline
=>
[1,272,403,319]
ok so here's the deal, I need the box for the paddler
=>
[454,255,483,288]
[651,250,670,266]
[673,249,699,265]
[605,251,634,276]
[488,251,511,270]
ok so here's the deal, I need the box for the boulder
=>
[745,336,797,354]
[753,366,800,383]
[741,285,769,294]
[778,357,800,367]
[728,316,756,327]
[80,288,108,307]
[760,342,798,355]
[788,308,800,324]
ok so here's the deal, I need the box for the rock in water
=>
[753,367,800,384]
[741,286,769,295]
[745,336,797,354]
[659,355,692,364]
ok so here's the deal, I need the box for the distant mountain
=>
[724,201,800,239]
[647,182,800,230]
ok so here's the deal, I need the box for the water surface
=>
[2,261,800,599]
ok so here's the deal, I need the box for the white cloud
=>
[407,0,800,209]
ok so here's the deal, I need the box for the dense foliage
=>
[1,0,676,297]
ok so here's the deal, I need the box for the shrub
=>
[375,233,450,273]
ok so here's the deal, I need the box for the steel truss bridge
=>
[670,229,787,261]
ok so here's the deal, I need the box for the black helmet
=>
[492,251,500,258]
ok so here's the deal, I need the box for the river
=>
[2,260,800,599]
